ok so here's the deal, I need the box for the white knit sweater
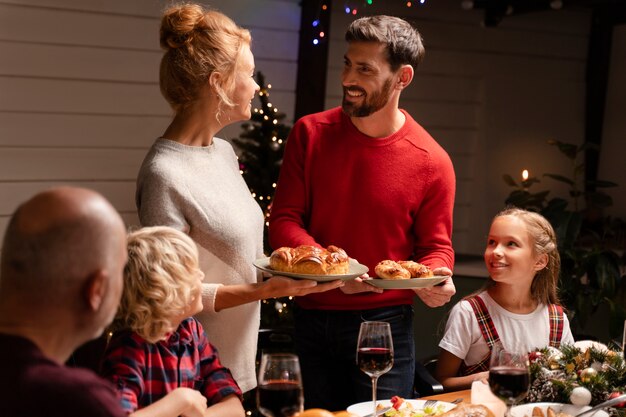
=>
[136,137,264,393]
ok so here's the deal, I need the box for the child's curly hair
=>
[113,226,201,343]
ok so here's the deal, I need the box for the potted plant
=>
[503,140,626,340]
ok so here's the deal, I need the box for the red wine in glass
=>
[488,345,530,417]
[257,354,303,417]
[357,347,393,376]
[257,380,303,417]
[357,322,394,417]
[489,367,530,403]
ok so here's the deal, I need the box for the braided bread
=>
[269,245,350,275]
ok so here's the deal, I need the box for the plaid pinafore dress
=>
[458,295,565,376]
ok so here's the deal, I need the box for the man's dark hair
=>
[345,15,425,71]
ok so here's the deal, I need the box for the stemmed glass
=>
[622,319,626,358]
[488,344,530,417]
[357,321,394,417]
[257,353,304,417]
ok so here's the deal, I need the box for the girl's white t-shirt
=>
[439,292,575,366]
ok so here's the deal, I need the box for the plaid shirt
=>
[459,295,565,376]
[101,317,242,413]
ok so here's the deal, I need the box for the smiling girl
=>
[435,207,574,390]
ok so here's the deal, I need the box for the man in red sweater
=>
[269,15,456,410]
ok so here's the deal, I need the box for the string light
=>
[317,0,425,31]
[311,4,329,46]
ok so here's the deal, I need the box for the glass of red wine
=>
[488,343,530,417]
[357,321,394,417]
[257,353,304,417]
[622,320,626,359]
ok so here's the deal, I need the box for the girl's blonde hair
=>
[159,2,251,116]
[113,226,201,343]
[483,207,562,306]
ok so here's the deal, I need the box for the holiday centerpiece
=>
[526,343,626,416]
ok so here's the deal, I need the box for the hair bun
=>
[159,4,207,50]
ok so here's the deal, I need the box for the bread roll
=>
[375,260,411,280]
[333,411,360,417]
[532,407,545,417]
[397,260,434,278]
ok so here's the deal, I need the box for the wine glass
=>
[257,353,304,417]
[488,344,530,417]
[622,319,626,358]
[357,321,394,417]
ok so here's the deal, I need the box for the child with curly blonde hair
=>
[101,226,244,417]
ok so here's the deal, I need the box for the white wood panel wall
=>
[325,0,593,254]
[0,0,301,243]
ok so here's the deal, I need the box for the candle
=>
[522,169,529,181]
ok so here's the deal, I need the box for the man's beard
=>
[342,77,394,117]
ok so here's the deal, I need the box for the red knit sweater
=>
[269,107,455,310]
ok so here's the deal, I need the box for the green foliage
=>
[503,140,626,340]
[528,344,626,415]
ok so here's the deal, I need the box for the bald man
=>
[0,187,127,417]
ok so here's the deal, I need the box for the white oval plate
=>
[347,399,456,417]
[253,257,368,282]
[510,403,609,417]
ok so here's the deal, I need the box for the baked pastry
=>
[374,260,411,280]
[292,245,327,275]
[269,247,295,272]
[269,245,350,275]
[325,245,350,274]
[440,404,495,417]
[397,260,434,278]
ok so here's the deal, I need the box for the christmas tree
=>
[232,71,290,249]
[232,71,295,329]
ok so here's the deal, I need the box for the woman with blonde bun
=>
[135,3,342,393]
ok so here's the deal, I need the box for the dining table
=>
[420,389,472,404]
